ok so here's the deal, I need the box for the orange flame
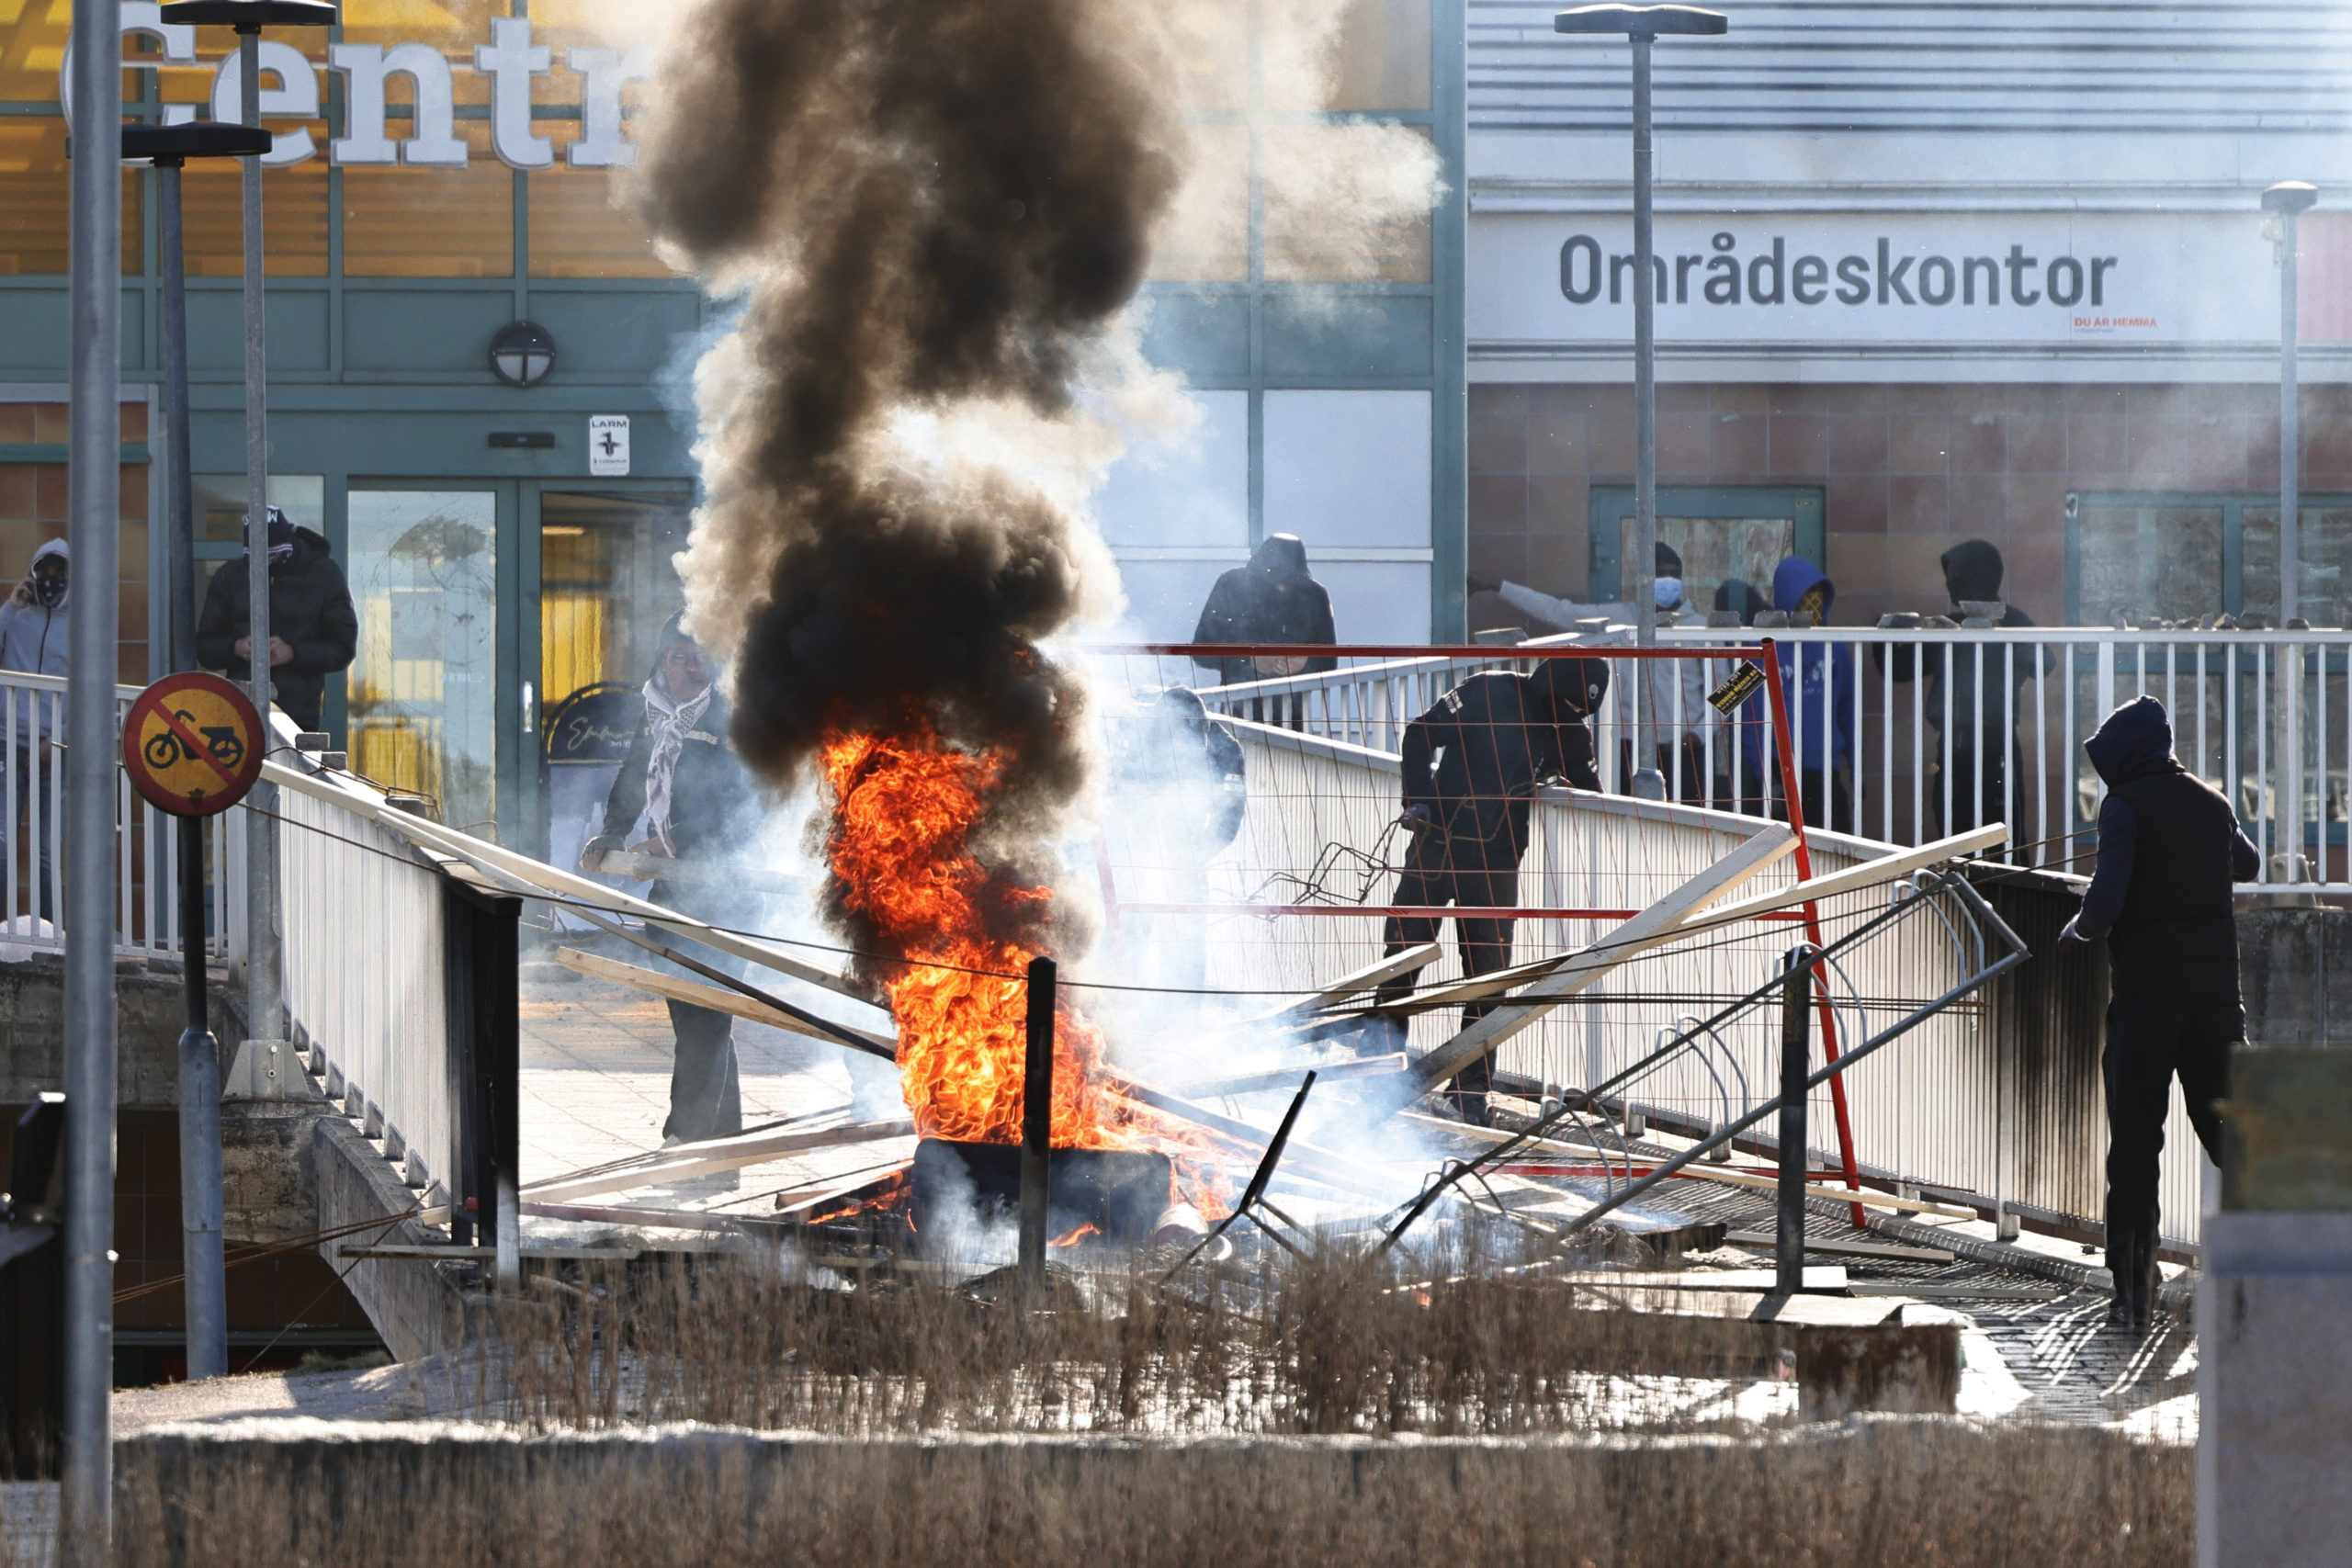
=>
[821,723,1227,1212]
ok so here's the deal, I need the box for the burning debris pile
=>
[628,0,1216,1210]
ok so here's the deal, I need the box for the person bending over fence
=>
[1370,656,1609,1125]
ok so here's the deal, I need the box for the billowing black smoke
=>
[629,0,1182,949]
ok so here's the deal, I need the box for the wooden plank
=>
[265,760,879,1007]
[1679,823,2007,933]
[1243,943,1442,1026]
[554,945,897,1054]
[524,1122,918,1207]
[1548,1266,1849,1292]
[1724,1229,1955,1263]
[1165,1055,1406,1099]
[1402,825,1797,1095]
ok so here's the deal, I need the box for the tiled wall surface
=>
[1467,381,2352,629]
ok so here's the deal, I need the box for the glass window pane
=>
[0,0,70,101]
[180,155,328,277]
[1619,515,1797,614]
[538,490,690,709]
[343,120,514,278]
[0,120,144,276]
[1261,122,1432,283]
[2243,504,2352,629]
[1264,0,1430,112]
[192,474,324,544]
[347,490,499,834]
[2077,504,2223,626]
[1148,122,1248,283]
[528,164,668,279]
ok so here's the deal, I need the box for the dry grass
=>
[8,1238,2197,1567]
[478,1232,1803,1438]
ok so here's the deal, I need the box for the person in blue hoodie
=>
[2062,695,2259,1331]
[1737,557,1857,834]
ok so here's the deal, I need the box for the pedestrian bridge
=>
[2,641,2230,1363]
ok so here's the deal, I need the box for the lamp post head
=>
[2262,181,2319,217]
[158,0,338,32]
[1555,3,1728,36]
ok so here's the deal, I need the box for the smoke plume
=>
[628,0,1186,957]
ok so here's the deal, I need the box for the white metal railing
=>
[1114,721,2202,1246]
[271,752,454,1203]
[1175,626,2352,893]
[0,671,232,964]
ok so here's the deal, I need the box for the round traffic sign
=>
[122,672,266,818]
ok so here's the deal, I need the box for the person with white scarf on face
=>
[582,616,758,1145]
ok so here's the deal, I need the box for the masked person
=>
[1736,557,1856,833]
[1467,547,1712,802]
[1190,535,1339,689]
[2062,696,2257,1331]
[582,618,759,1145]
[0,539,70,920]
[197,506,358,734]
[1372,656,1609,1124]
[1878,539,2051,846]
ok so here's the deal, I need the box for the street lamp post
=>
[158,1,338,1102]
[60,0,121,1554]
[2264,182,2317,628]
[2263,180,2317,883]
[121,119,270,1387]
[1554,4,1727,654]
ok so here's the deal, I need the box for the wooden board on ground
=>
[554,945,896,1054]
[1724,1229,1955,1263]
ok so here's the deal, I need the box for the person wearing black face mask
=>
[197,506,359,733]
[0,537,70,920]
[1369,655,1610,1124]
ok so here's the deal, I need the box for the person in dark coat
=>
[196,507,359,733]
[1879,539,2052,845]
[1190,535,1339,687]
[582,616,761,1145]
[2061,695,2259,1331]
[1374,656,1610,1123]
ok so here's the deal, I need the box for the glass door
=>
[345,485,515,840]
[529,485,695,867]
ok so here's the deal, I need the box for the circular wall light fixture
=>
[489,321,557,388]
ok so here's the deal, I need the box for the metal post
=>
[2280,205,2301,630]
[62,0,123,1551]
[154,152,228,1383]
[1630,33,1657,652]
[1018,955,1056,1293]
[235,23,288,1100]
[1775,946,1812,1295]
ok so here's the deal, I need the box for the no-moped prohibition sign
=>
[122,672,266,818]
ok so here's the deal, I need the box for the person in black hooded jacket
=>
[196,507,358,734]
[1880,539,2052,843]
[1372,656,1610,1123]
[2062,694,2259,1330]
[1190,535,1339,687]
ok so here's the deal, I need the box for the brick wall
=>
[1467,381,2352,629]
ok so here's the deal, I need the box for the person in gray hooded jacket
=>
[0,537,69,919]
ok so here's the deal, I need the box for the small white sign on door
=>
[587,414,631,478]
